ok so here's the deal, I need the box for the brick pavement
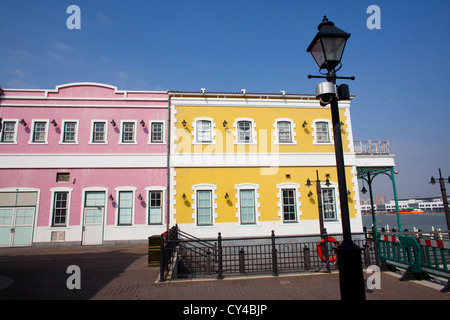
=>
[0,244,449,301]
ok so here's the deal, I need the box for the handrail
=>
[354,140,391,155]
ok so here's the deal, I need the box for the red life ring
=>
[317,237,338,263]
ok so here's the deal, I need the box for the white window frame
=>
[320,181,340,222]
[89,120,108,144]
[119,120,137,144]
[49,187,73,227]
[60,120,79,144]
[0,119,19,144]
[312,119,333,145]
[145,186,166,225]
[234,118,257,145]
[276,182,301,223]
[192,117,216,145]
[191,184,217,226]
[115,187,137,225]
[148,120,166,144]
[29,119,49,144]
[273,118,296,144]
[235,183,260,225]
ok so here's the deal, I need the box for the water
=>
[361,213,448,231]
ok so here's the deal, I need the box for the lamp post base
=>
[334,240,366,300]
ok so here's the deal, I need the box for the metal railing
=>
[354,140,391,155]
[377,230,450,292]
[159,227,376,281]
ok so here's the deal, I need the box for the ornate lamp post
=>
[429,169,450,230]
[306,16,366,300]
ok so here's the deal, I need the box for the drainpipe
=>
[165,94,171,233]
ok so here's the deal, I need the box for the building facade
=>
[0,83,169,246]
[169,90,363,238]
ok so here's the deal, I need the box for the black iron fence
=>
[159,225,377,281]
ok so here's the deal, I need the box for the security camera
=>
[315,81,337,106]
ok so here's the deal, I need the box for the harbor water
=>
[361,212,448,231]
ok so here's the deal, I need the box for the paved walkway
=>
[0,244,449,301]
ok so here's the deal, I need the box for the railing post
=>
[271,230,278,276]
[303,245,311,271]
[206,250,212,275]
[363,243,371,267]
[217,232,223,279]
[239,248,245,273]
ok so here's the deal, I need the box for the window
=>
[84,191,105,224]
[282,189,297,222]
[197,190,212,225]
[62,121,78,143]
[56,173,70,182]
[277,121,292,143]
[238,121,252,143]
[52,192,68,226]
[0,121,17,143]
[91,121,107,143]
[118,191,133,225]
[322,188,337,220]
[312,120,333,144]
[240,189,256,224]
[274,119,296,144]
[277,182,301,223]
[121,121,136,143]
[32,121,47,143]
[149,191,163,224]
[196,120,212,143]
[234,118,256,144]
[150,122,164,143]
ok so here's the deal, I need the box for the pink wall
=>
[0,84,169,240]
[0,168,167,227]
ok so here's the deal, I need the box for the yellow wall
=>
[174,166,357,225]
[174,106,351,154]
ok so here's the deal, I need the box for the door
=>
[0,208,35,247]
[0,192,37,247]
[82,191,105,245]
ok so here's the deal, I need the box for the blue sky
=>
[1,0,449,200]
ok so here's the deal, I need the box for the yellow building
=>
[168,90,363,238]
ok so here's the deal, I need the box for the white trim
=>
[170,152,357,167]
[119,120,137,144]
[115,187,137,226]
[276,182,302,223]
[0,119,19,144]
[145,186,167,225]
[148,120,166,144]
[192,184,218,226]
[28,119,49,144]
[0,154,167,168]
[235,183,260,225]
[233,118,257,145]
[320,181,341,223]
[192,117,216,145]
[273,118,297,145]
[59,119,79,144]
[49,187,73,228]
[312,119,334,145]
[89,120,109,144]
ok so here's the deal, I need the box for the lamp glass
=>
[322,37,346,63]
[310,39,326,69]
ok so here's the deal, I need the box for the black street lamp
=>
[429,169,450,230]
[307,16,366,300]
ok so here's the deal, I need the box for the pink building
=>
[0,83,169,246]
